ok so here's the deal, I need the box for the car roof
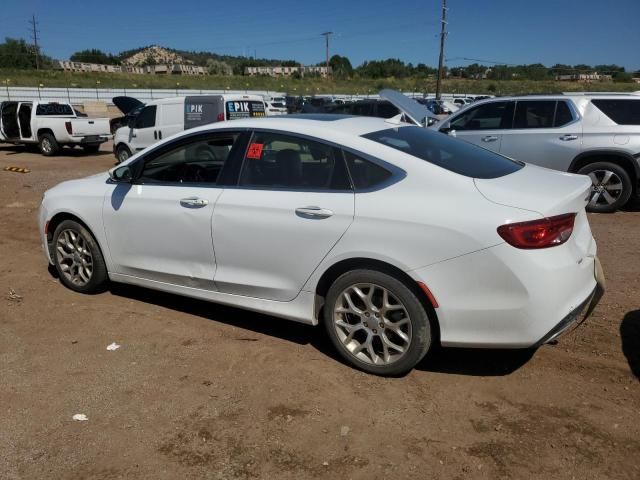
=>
[188,114,400,137]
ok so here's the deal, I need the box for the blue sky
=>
[3,0,639,70]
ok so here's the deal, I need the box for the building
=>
[56,61,206,76]
[244,65,332,77]
[555,72,613,82]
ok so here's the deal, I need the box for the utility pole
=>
[435,0,447,99]
[29,14,40,70]
[321,31,332,77]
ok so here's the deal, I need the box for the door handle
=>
[158,130,162,140]
[295,206,333,219]
[481,135,498,142]
[559,134,578,141]
[153,131,157,140]
[180,197,209,208]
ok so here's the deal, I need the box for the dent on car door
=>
[444,101,514,153]
[212,131,355,301]
[103,131,247,288]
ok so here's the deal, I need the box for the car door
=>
[158,101,184,141]
[103,130,247,288]
[499,100,582,170]
[212,130,355,301]
[129,105,158,152]
[441,100,514,153]
[17,102,34,141]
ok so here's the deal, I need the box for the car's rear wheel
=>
[38,133,59,156]
[116,145,131,163]
[52,220,108,293]
[578,162,632,213]
[324,269,432,376]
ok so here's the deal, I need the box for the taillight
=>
[217,112,225,121]
[65,121,72,134]
[497,213,576,249]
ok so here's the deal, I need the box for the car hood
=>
[379,89,438,126]
[45,172,111,199]
[112,96,144,115]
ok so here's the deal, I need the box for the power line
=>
[435,0,447,99]
[29,14,40,70]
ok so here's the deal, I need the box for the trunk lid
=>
[70,118,111,137]
[378,89,438,126]
[474,164,592,217]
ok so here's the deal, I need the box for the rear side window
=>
[135,105,156,129]
[239,132,351,190]
[343,151,392,190]
[449,101,514,130]
[36,103,73,116]
[513,100,575,129]
[363,126,523,179]
[592,99,640,125]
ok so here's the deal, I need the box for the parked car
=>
[329,99,401,118]
[39,115,604,375]
[112,94,266,162]
[0,101,110,155]
[285,95,303,113]
[434,93,640,212]
[264,95,288,116]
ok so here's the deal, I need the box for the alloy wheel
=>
[55,229,94,286]
[41,138,52,154]
[333,283,412,365]
[587,170,623,207]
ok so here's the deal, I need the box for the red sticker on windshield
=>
[247,143,264,159]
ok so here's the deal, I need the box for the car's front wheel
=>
[579,162,632,213]
[116,145,131,163]
[52,220,108,293]
[324,269,432,376]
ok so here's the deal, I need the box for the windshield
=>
[362,126,523,179]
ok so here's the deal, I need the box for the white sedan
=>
[38,114,604,375]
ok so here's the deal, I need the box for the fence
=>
[0,87,486,105]
[0,87,287,105]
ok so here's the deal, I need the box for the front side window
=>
[239,132,351,190]
[363,126,523,179]
[592,99,640,125]
[135,105,157,129]
[449,101,514,131]
[139,133,240,184]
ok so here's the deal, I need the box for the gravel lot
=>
[1,142,639,479]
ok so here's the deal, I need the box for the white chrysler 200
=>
[39,114,605,375]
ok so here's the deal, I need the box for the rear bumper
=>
[70,135,109,145]
[534,265,604,346]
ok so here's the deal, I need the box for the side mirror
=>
[109,165,132,183]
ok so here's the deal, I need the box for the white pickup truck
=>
[0,101,110,156]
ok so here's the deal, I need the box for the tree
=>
[0,37,52,69]
[70,49,120,65]
[329,54,353,78]
[206,59,233,76]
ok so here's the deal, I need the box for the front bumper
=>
[535,256,605,346]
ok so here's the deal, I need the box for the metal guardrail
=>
[0,87,288,105]
[0,87,488,105]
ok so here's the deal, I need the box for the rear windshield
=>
[592,99,640,125]
[36,103,73,116]
[362,126,523,179]
[225,101,266,120]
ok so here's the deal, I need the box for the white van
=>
[113,94,266,162]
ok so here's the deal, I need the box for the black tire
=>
[116,145,131,163]
[52,220,108,294]
[323,269,432,376]
[38,133,59,156]
[578,161,632,213]
[83,144,101,154]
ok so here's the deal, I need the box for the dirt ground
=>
[1,142,638,480]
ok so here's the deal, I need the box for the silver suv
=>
[434,93,640,212]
